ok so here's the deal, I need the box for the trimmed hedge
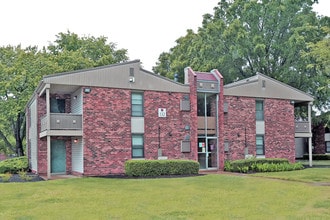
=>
[224,158,304,173]
[125,160,199,177]
[302,154,330,160]
[0,156,28,174]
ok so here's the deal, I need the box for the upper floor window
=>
[131,93,143,117]
[50,98,65,113]
[256,100,264,121]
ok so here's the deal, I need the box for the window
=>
[256,100,264,121]
[132,134,144,158]
[131,93,143,117]
[326,142,330,153]
[50,98,65,113]
[256,135,265,155]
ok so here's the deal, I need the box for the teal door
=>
[51,140,66,173]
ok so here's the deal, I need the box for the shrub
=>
[0,173,12,182]
[0,156,28,174]
[125,160,199,177]
[18,170,33,181]
[224,158,304,173]
[302,154,330,160]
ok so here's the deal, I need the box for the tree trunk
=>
[14,112,25,156]
[0,129,15,153]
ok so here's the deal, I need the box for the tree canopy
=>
[0,31,128,155]
[153,0,330,112]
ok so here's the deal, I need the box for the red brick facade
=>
[81,87,196,175]
[26,62,308,177]
[223,96,256,160]
[82,88,132,175]
[264,99,295,162]
[224,97,295,162]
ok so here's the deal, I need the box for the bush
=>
[302,154,330,160]
[125,160,199,177]
[224,158,304,173]
[0,156,28,174]
[0,173,12,182]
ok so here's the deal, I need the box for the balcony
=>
[40,113,82,137]
[295,121,312,137]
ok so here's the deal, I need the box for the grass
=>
[297,159,330,166]
[252,167,330,183]
[0,169,329,219]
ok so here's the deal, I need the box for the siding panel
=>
[29,99,38,171]
[72,138,83,173]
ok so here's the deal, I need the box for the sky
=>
[0,0,329,71]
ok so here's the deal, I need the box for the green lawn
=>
[296,159,330,166]
[0,169,329,219]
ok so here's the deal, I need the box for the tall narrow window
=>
[256,100,264,121]
[132,134,144,158]
[256,135,265,155]
[131,93,143,117]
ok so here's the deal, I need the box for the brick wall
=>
[224,96,256,160]
[187,69,198,162]
[224,97,295,162]
[82,87,195,175]
[37,96,47,175]
[264,99,295,162]
[144,91,194,160]
[217,71,225,170]
[83,87,131,175]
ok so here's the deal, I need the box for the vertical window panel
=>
[256,100,264,121]
[131,93,143,117]
[132,134,144,158]
[256,135,265,155]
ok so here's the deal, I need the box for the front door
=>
[198,138,218,169]
[51,140,66,173]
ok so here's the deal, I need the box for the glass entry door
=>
[198,138,218,169]
[51,140,66,173]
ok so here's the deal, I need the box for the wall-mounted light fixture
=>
[290,100,295,105]
[73,138,79,143]
[129,77,135,83]
[84,88,91,94]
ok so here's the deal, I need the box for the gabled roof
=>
[37,60,189,94]
[224,73,314,103]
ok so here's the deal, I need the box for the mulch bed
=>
[0,173,45,183]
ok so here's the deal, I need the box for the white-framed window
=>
[132,134,144,158]
[256,100,264,121]
[256,135,265,155]
[131,93,143,117]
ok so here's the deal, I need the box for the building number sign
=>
[158,108,167,117]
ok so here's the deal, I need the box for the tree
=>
[48,30,128,70]
[154,0,330,111]
[0,46,54,156]
[0,31,129,156]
